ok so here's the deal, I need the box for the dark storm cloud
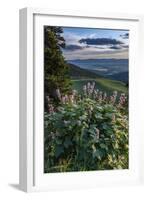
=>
[122,45,129,49]
[65,44,83,51]
[120,33,129,39]
[109,44,129,50]
[109,45,122,50]
[79,38,123,45]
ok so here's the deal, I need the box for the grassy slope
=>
[68,63,128,95]
[96,78,127,93]
[68,63,102,79]
[72,78,127,95]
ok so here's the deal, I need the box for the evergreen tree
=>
[44,26,71,105]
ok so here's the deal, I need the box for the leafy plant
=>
[44,84,128,173]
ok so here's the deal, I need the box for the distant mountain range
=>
[68,59,128,83]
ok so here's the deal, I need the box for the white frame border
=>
[19,7,144,192]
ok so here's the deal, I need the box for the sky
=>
[61,27,129,60]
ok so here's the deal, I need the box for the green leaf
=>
[100,143,108,150]
[102,123,109,130]
[64,137,72,148]
[55,146,64,158]
[105,113,113,119]
[55,138,62,145]
[94,113,103,119]
[93,149,103,160]
[106,129,114,136]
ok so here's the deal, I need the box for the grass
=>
[71,78,127,95]
[69,63,128,95]
[96,78,127,93]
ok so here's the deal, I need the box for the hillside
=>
[68,63,128,95]
[68,63,101,79]
[68,59,128,77]
[71,78,127,95]
[108,71,128,83]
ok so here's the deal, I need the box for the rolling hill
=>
[68,63,128,95]
[68,63,102,79]
[108,71,128,83]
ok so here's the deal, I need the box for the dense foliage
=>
[44,82,128,173]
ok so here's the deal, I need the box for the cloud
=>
[65,44,84,51]
[79,38,123,46]
[120,33,129,39]
[63,48,128,60]
[109,45,123,50]
[121,45,129,49]
[62,31,129,60]
[63,32,81,46]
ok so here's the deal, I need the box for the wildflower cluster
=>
[46,82,128,114]
[44,82,128,173]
